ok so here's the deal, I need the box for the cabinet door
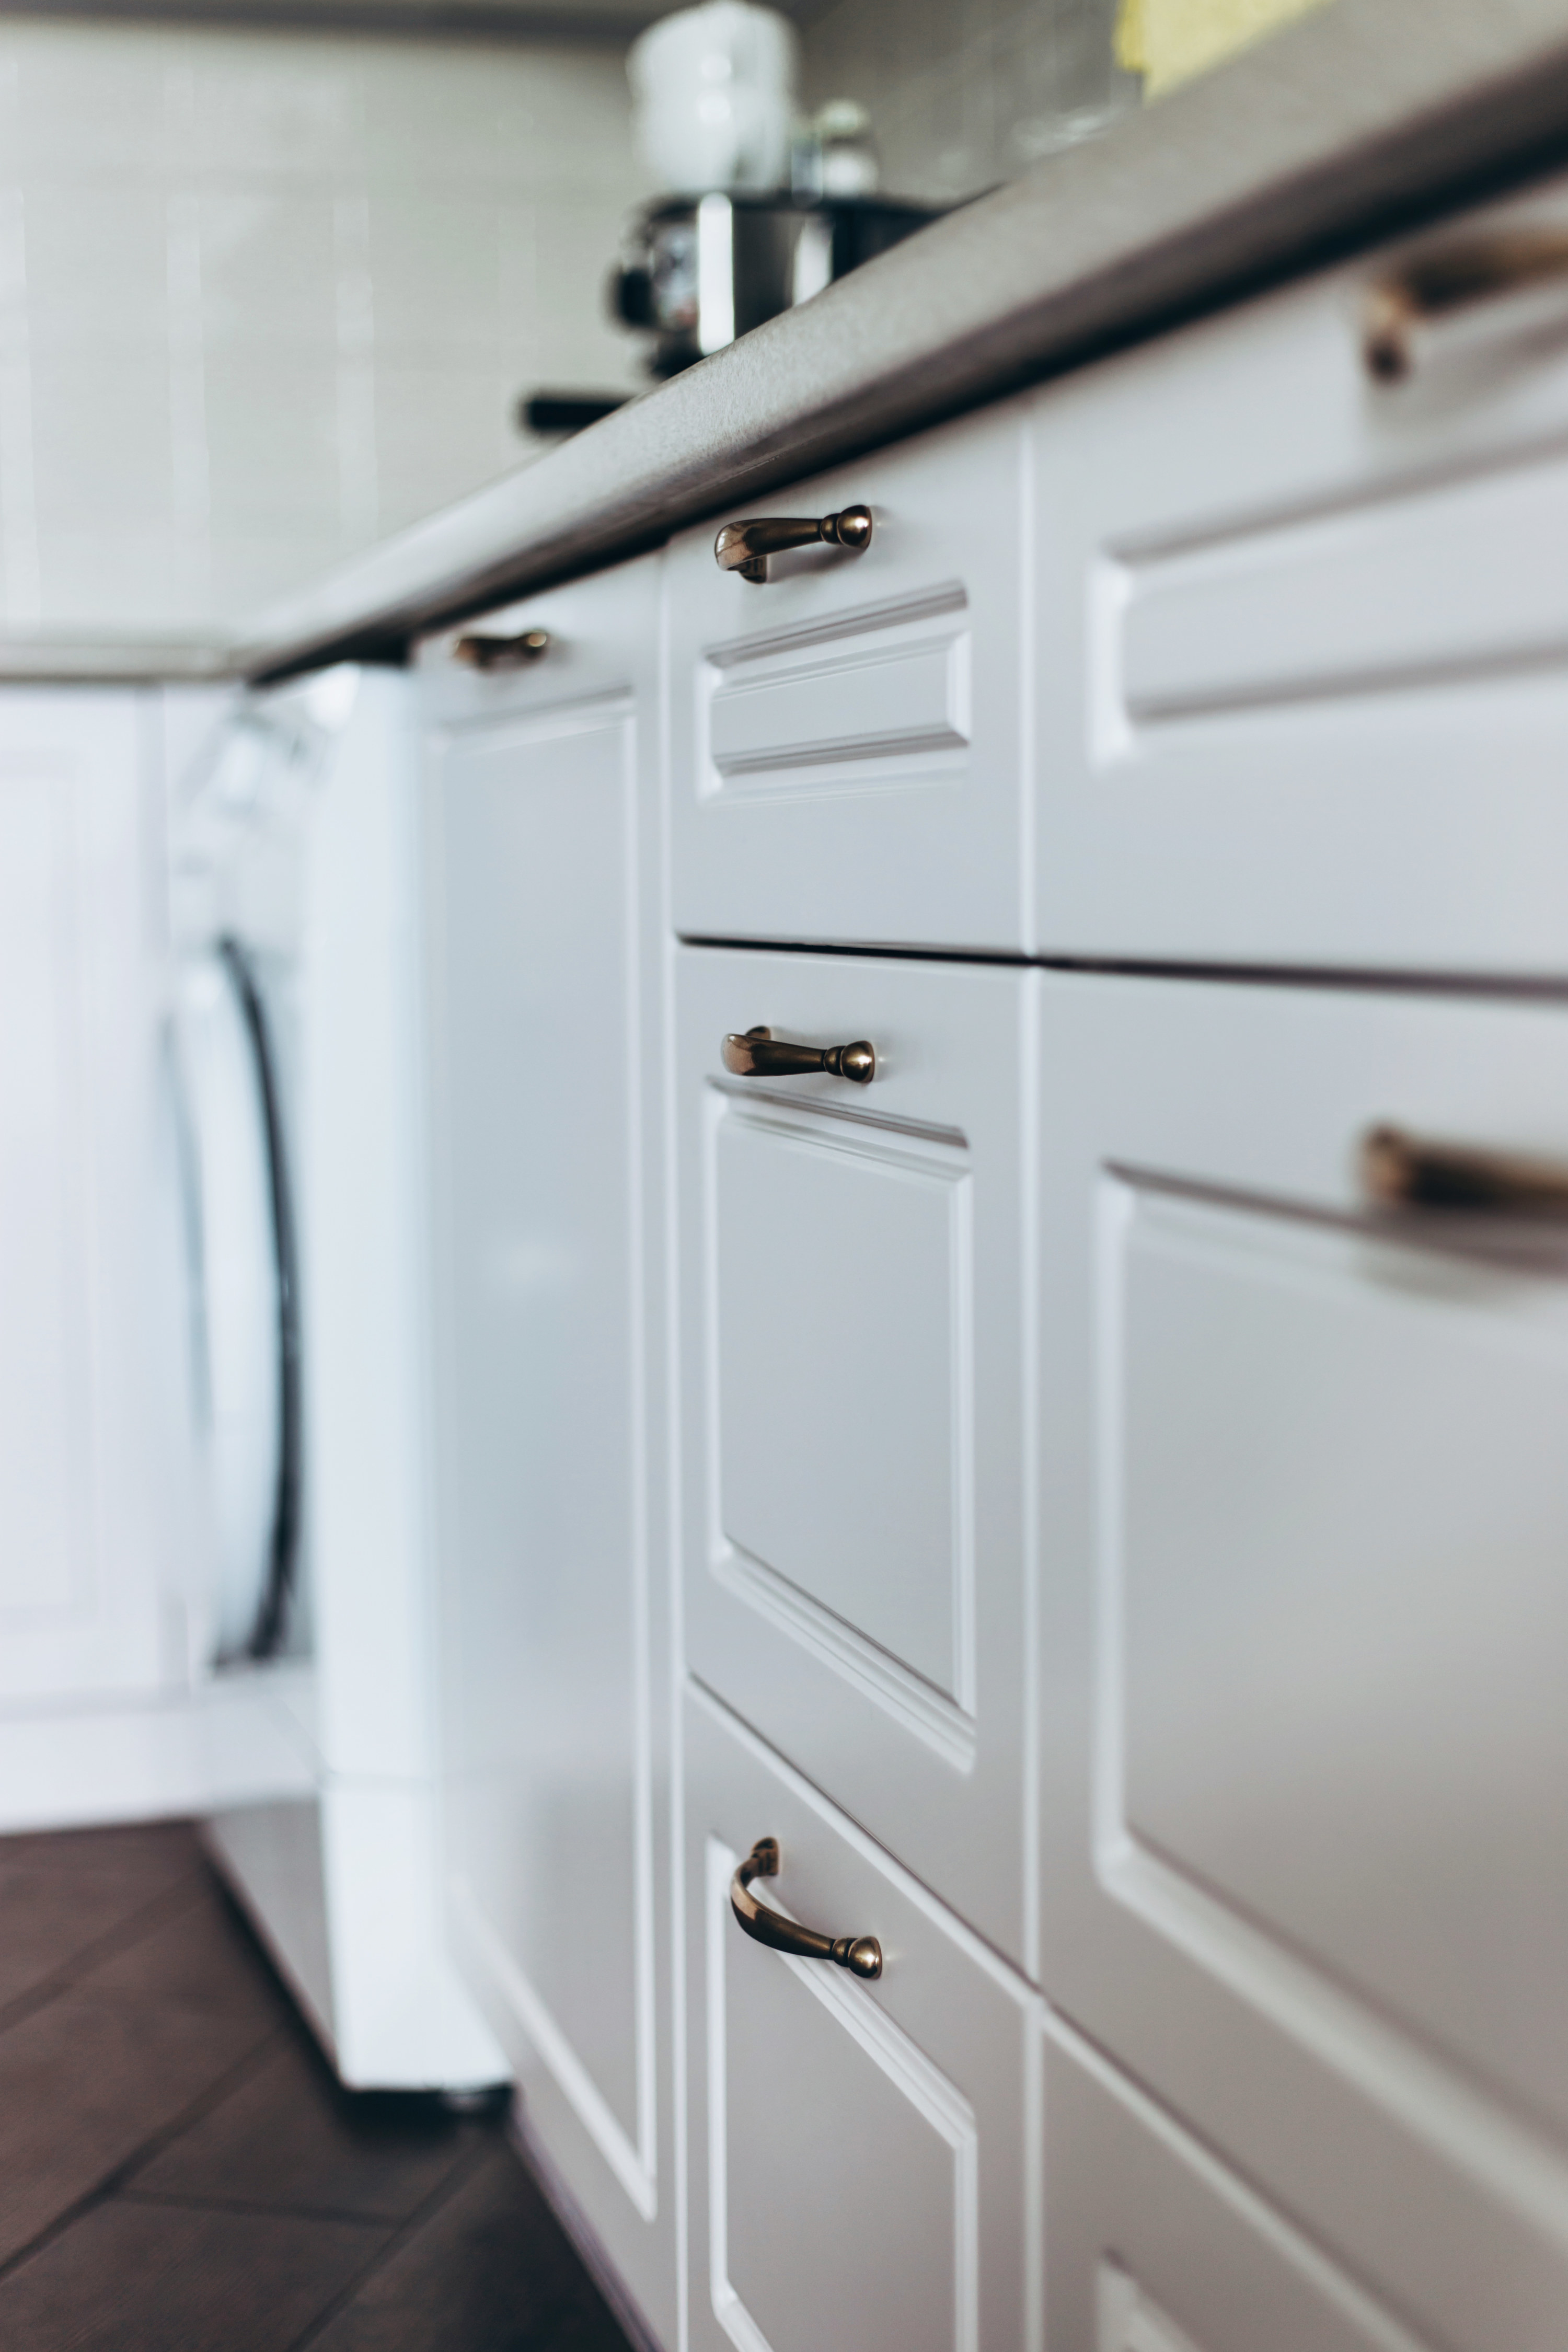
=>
[677,947,1036,1968]
[685,1686,1038,2352]
[0,687,180,1705]
[424,559,675,2344]
[1038,971,1568,2352]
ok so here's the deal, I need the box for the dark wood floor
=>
[0,1818,633,2350]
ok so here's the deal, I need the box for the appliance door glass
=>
[176,942,296,1659]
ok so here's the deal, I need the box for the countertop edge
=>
[217,0,1568,676]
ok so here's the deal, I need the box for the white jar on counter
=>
[628,1,800,195]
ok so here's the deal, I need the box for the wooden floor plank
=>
[0,1820,633,2350]
[0,2194,386,2351]
[130,2030,481,2223]
[305,2143,629,2352]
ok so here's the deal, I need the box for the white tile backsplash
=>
[30,353,176,527]
[374,359,519,533]
[0,15,650,644]
[186,41,366,181]
[195,191,341,348]
[366,191,505,352]
[24,185,171,344]
[203,349,343,527]
[39,525,180,626]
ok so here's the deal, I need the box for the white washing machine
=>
[171,664,506,2092]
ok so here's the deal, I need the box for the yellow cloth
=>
[1114,0,1335,96]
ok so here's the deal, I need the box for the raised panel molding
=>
[1098,2264,1203,2352]
[1111,445,1568,733]
[698,582,972,808]
[704,1089,977,1742]
[453,1875,658,2221]
[706,629,971,790]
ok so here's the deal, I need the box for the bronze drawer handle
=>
[721,1025,875,1085]
[452,627,550,671]
[730,1837,882,1979]
[1362,228,1568,382]
[714,502,872,584]
[1361,1124,1568,1219]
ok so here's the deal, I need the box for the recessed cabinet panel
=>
[679,947,1034,1966]
[717,1113,967,1701]
[434,705,644,2157]
[1039,972,1568,2352]
[667,403,1028,952]
[1044,2024,1431,2352]
[686,1689,1037,2352]
[1031,174,1568,972]
[1120,1185,1568,2066]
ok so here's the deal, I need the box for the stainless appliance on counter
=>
[609,188,940,377]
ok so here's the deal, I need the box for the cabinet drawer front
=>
[1039,972,1568,2351]
[667,404,1028,953]
[678,947,1035,1965]
[1044,2025,1430,2352]
[685,1689,1037,2352]
[414,553,656,723]
[1032,172,1568,974]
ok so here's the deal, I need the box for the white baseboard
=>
[0,1665,317,1834]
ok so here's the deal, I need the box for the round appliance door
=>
[176,940,299,1659]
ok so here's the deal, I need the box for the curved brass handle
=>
[1363,229,1568,382]
[730,1837,882,1978]
[453,627,551,672]
[721,1025,875,1085]
[714,502,872,584]
[1361,1124,1568,1220]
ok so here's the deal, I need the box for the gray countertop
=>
[233,0,1568,679]
[0,634,235,686]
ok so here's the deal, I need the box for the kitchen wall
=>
[0,15,650,650]
[803,0,1137,202]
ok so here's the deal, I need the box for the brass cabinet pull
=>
[1361,1123,1568,1219]
[721,1024,875,1085]
[714,502,872,584]
[453,627,551,671]
[730,1837,882,1979]
[1362,229,1568,381]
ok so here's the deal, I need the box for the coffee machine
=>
[609,183,938,378]
[607,5,940,379]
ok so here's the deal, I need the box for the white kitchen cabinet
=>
[684,1685,1039,2352]
[410,149,1568,2352]
[1036,968,1568,2352]
[420,555,678,2347]
[0,687,192,1707]
[676,944,1037,1968]
[666,402,1029,955]
[1043,2021,1431,2352]
[1030,167,1568,975]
